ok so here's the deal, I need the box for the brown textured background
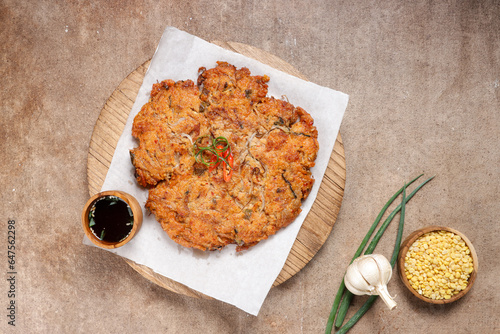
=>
[1,1,499,333]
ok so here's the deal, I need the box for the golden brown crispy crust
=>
[131,61,319,251]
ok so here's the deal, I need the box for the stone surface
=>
[1,0,499,333]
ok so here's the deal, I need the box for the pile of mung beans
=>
[403,230,473,300]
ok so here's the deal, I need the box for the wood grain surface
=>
[86,41,346,298]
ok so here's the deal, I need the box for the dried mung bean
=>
[404,230,473,300]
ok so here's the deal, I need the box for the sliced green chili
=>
[195,148,219,166]
[194,135,213,149]
[214,136,230,153]
[193,136,233,171]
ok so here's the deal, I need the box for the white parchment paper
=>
[83,26,348,315]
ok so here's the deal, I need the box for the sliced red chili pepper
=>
[223,153,234,182]
[209,144,225,172]
[208,155,220,172]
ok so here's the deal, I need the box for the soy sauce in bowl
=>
[88,196,134,243]
[82,190,143,249]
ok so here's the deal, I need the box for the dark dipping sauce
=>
[88,195,134,243]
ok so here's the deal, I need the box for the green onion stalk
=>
[325,175,434,334]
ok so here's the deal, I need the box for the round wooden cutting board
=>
[86,41,346,298]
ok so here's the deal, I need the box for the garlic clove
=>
[344,262,372,296]
[372,254,393,283]
[357,257,382,286]
[344,281,367,296]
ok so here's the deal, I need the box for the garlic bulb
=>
[344,254,397,310]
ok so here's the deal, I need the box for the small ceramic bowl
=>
[397,226,478,304]
[82,190,143,249]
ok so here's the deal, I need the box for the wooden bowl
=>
[397,226,478,304]
[82,190,143,249]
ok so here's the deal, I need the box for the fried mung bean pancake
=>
[131,62,319,251]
